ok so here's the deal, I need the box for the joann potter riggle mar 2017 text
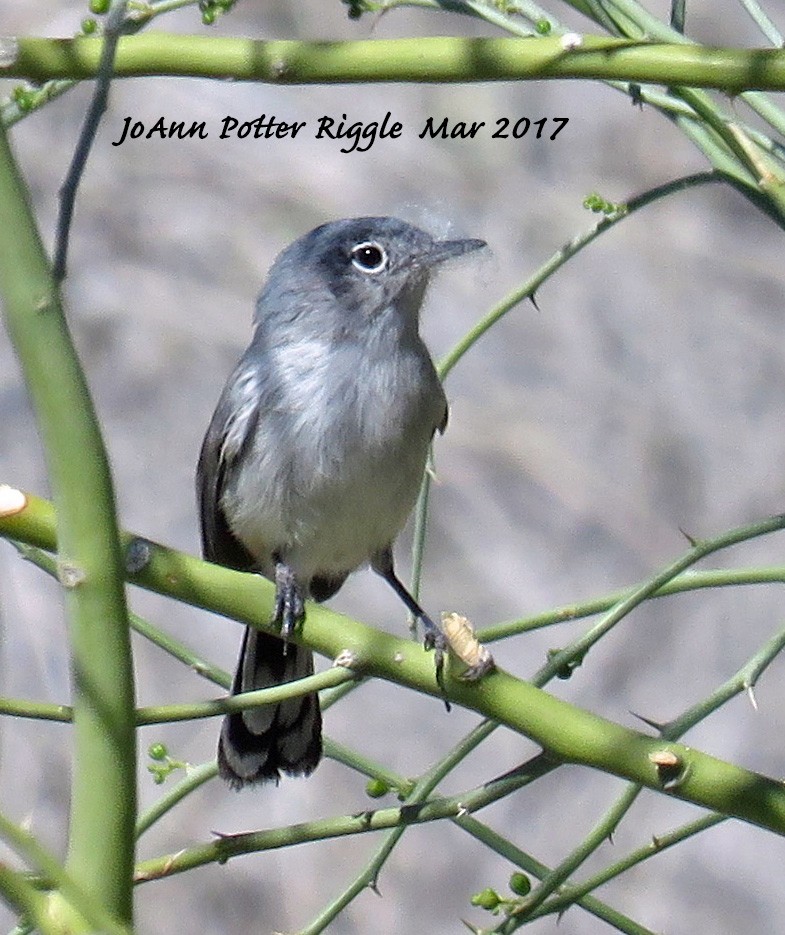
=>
[110,111,571,151]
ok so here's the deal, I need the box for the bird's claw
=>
[421,616,449,705]
[273,560,305,643]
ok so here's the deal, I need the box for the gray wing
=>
[196,364,260,572]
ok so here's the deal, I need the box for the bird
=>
[197,216,486,787]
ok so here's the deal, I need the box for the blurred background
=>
[3,2,785,932]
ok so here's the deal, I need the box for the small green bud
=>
[12,86,34,113]
[471,887,501,910]
[509,872,531,896]
[366,777,390,798]
[202,8,217,24]
[81,17,97,34]
[582,192,625,218]
[535,18,551,34]
[89,0,110,14]
[148,742,168,761]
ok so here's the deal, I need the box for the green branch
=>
[4,494,785,835]
[0,811,131,935]
[521,622,785,925]
[480,565,785,642]
[133,755,555,884]
[0,126,135,928]
[3,33,785,90]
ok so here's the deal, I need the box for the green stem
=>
[135,762,217,837]
[5,495,785,834]
[135,752,555,885]
[456,815,656,935]
[480,565,785,642]
[438,172,718,381]
[0,812,130,935]
[0,669,354,726]
[0,128,135,926]
[531,514,785,685]
[301,718,502,933]
[5,34,785,90]
[531,813,725,923]
[135,668,356,724]
[510,618,785,927]
[0,864,56,935]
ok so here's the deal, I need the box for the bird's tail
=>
[217,626,322,787]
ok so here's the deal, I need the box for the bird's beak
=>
[425,237,487,267]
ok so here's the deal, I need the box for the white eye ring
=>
[351,241,388,274]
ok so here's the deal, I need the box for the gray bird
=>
[197,216,486,787]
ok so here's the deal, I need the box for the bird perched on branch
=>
[197,216,486,787]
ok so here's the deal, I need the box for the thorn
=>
[678,526,698,546]
[368,878,382,897]
[529,291,540,311]
[746,683,759,711]
[460,920,483,934]
[630,710,666,733]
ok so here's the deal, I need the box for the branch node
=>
[125,536,152,574]
[560,33,584,51]
[57,561,86,589]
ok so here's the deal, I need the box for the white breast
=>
[221,331,444,581]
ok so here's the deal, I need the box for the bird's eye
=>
[350,241,387,274]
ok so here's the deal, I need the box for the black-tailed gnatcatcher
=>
[197,217,486,787]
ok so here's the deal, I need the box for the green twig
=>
[136,668,356,724]
[439,172,718,382]
[0,669,355,725]
[134,751,555,885]
[135,762,217,837]
[5,34,785,90]
[0,863,57,935]
[531,513,785,685]
[480,565,785,642]
[5,495,785,834]
[507,619,785,927]
[737,0,784,45]
[301,718,502,933]
[12,538,233,687]
[0,812,131,935]
[457,814,656,935]
[536,812,726,925]
[0,126,135,926]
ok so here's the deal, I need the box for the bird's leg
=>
[273,555,305,644]
[372,549,447,690]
